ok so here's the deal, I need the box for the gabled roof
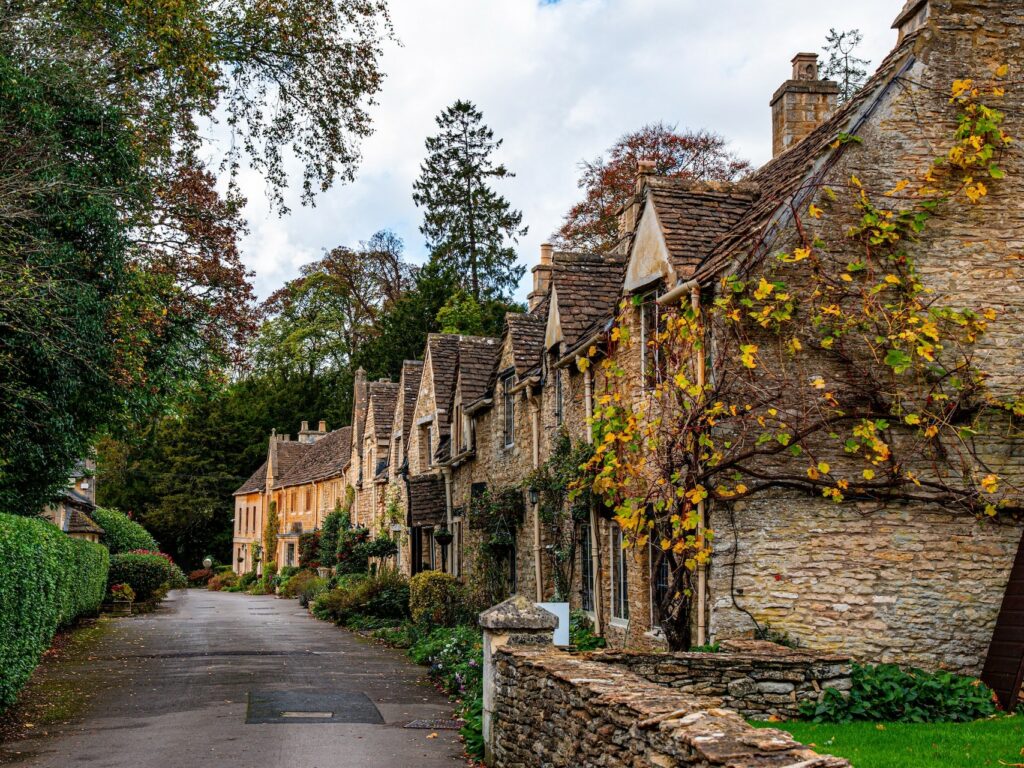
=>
[268,438,311,487]
[274,427,352,489]
[64,506,103,535]
[505,313,546,376]
[456,335,501,404]
[234,460,268,495]
[425,333,461,424]
[398,360,424,443]
[643,177,759,279]
[695,31,920,282]
[549,251,626,349]
[368,381,400,443]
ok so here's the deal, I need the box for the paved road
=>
[0,590,466,767]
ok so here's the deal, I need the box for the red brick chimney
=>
[770,53,839,157]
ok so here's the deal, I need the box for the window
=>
[650,544,671,630]
[422,424,433,468]
[610,523,629,622]
[286,543,295,567]
[451,517,463,577]
[580,523,594,612]
[640,291,665,387]
[554,368,563,426]
[502,374,515,448]
[305,488,312,512]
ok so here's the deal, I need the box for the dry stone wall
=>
[491,645,849,768]
[591,640,851,720]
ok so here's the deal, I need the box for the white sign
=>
[536,601,570,647]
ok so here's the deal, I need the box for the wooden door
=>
[981,529,1024,711]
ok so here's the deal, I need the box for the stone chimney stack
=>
[892,0,929,43]
[353,367,368,441]
[617,160,658,246]
[770,53,839,158]
[300,419,329,443]
[318,420,327,433]
[528,243,553,311]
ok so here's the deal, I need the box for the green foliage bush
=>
[298,531,320,568]
[107,552,171,601]
[238,570,258,590]
[279,569,317,599]
[90,507,159,553]
[311,569,409,627]
[0,513,109,710]
[298,576,328,608]
[409,571,465,627]
[800,663,997,724]
[569,610,606,651]
[207,571,238,591]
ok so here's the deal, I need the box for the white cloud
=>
[230,0,901,300]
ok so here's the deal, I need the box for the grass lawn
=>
[751,716,1024,768]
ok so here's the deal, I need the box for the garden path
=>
[0,590,465,767]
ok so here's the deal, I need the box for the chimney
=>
[770,53,839,157]
[354,367,368,441]
[617,160,658,245]
[318,420,327,433]
[528,243,553,311]
[892,0,928,43]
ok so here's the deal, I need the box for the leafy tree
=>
[821,28,870,103]
[437,290,485,335]
[554,123,750,253]
[413,100,527,301]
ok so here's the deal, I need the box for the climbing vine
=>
[577,69,1022,649]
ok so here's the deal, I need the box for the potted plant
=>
[110,583,135,616]
[434,526,454,547]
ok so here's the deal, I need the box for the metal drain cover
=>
[404,719,463,730]
[246,691,384,724]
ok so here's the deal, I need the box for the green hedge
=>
[89,506,158,553]
[0,513,109,710]
[107,552,174,601]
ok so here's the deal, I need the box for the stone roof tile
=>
[274,427,352,489]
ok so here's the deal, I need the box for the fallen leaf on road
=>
[427,732,438,739]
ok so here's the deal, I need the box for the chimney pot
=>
[791,52,819,81]
[319,420,327,432]
[637,159,657,176]
[529,245,554,311]
[539,243,553,265]
[300,420,309,432]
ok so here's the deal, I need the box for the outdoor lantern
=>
[202,556,213,569]
[528,486,539,506]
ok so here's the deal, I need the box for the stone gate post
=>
[478,595,557,766]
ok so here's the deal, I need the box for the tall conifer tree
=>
[413,100,527,301]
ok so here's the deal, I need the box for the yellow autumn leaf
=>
[806,466,820,480]
[904,414,921,425]
[788,337,802,354]
[792,247,811,262]
[862,469,875,480]
[817,461,830,475]
[739,344,759,369]
[885,179,911,196]
[753,277,774,300]
[576,357,591,373]
[980,474,999,494]
[810,376,826,390]
[995,63,1009,78]
[924,425,939,438]
[808,203,823,219]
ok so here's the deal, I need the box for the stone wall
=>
[490,644,849,768]
[590,640,851,720]
[708,496,1021,675]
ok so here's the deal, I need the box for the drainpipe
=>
[583,367,603,636]
[659,280,707,646]
[529,395,543,602]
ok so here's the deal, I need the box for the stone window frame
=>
[639,288,666,389]
[554,365,563,426]
[610,522,629,625]
[501,371,515,449]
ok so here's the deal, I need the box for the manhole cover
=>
[404,719,463,730]
[246,691,384,724]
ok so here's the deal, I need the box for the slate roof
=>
[457,336,501,404]
[425,334,461,427]
[399,360,424,443]
[550,250,626,349]
[434,434,452,465]
[368,381,400,443]
[274,427,352,489]
[64,506,103,535]
[646,177,759,278]
[505,313,546,376]
[407,474,447,527]
[694,31,920,282]
[234,460,268,495]
[268,438,311,487]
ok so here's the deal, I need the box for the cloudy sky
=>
[229,0,902,301]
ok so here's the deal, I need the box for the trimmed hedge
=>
[107,552,173,601]
[409,571,465,627]
[0,513,109,710]
[90,506,158,553]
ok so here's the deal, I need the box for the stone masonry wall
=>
[591,640,851,721]
[709,496,1021,675]
[491,645,849,768]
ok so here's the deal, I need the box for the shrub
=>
[298,577,328,608]
[800,663,998,724]
[238,570,258,590]
[188,568,214,586]
[409,571,465,627]
[0,513,109,710]
[107,552,170,601]
[311,569,409,626]
[280,569,317,599]
[569,610,606,651]
[89,507,158,554]
[319,507,346,565]
[299,531,320,568]
[110,583,135,601]
[207,571,238,591]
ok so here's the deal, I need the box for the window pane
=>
[580,524,594,612]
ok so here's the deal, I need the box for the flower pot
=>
[316,567,331,579]
[112,598,133,616]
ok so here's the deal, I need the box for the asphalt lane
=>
[0,590,467,767]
